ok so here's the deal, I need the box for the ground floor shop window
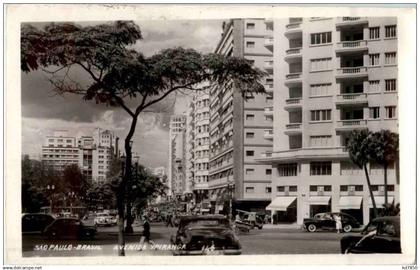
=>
[310,204,331,217]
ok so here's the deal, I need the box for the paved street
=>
[22,222,345,257]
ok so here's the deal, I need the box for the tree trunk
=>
[116,162,125,256]
[384,163,388,205]
[125,201,134,233]
[364,164,378,219]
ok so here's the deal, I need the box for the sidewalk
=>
[262,223,302,230]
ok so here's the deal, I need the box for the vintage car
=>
[170,215,241,255]
[22,213,55,233]
[94,212,117,226]
[340,216,401,254]
[303,212,360,233]
[43,217,97,239]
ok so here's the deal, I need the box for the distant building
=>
[41,129,114,185]
[168,115,187,198]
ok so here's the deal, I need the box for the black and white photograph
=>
[3,3,417,267]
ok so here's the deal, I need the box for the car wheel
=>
[258,225,262,230]
[307,224,317,232]
[343,224,352,233]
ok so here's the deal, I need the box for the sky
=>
[21,19,224,169]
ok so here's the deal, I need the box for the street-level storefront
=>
[308,196,331,217]
[338,196,363,224]
[369,196,395,220]
[266,196,297,224]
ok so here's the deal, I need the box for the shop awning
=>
[266,196,297,211]
[338,196,363,209]
[369,196,394,208]
[308,196,331,205]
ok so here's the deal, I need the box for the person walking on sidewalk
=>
[143,216,151,242]
[334,213,342,233]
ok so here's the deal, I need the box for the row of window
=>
[245,184,395,194]
[369,52,397,66]
[307,79,396,97]
[195,175,209,183]
[209,168,233,181]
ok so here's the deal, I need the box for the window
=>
[265,187,272,193]
[369,80,380,92]
[289,186,298,192]
[277,186,285,192]
[310,161,332,175]
[324,185,332,192]
[369,27,380,39]
[245,187,254,193]
[246,23,255,29]
[369,54,380,66]
[355,185,363,192]
[340,185,348,192]
[265,169,272,175]
[246,41,255,48]
[385,79,397,91]
[246,150,254,157]
[278,163,298,176]
[309,185,317,192]
[310,32,332,45]
[246,114,255,121]
[371,185,379,191]
[385,106,397,119]
[385,52,397,65]
[246,132,254,138]
[266,24,273,31]
[266,95,273,102]
[245,168,254,175]
[385,25,397,38]
[310,110,331,121]
[369,107,380,119]
[310,58,332,71]
[387,185,395,191]
[310,83,332,96]
[309,135,332,147]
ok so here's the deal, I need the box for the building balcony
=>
[264,61,274,71]
[264,37,274,50]
[285,22,302,39]
[335,93,368,107]
[336,119,368,132]
[285,73,302,87]
[263,129,274,140]
[284,47,302,63]
[336,40,368,55]
[284,123,302,135]
[336,17,369,28]
[265,83,274,93]
[284,98,302,111]
[336,67,368,81]
[264,106,274,116]
[264,19,273,30]
[256,147,348,163]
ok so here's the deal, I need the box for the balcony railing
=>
[336,40,368,52]
[265,83,274,91]
[336,93,368,105]
[336,17,368,27]
[286,123,302,129]
[285,98,302,105]
[286,73,302,80]
[336,119,368,131]
[264,106,274,115]
[264,37,274,47]
[343,17,362,21]
[264,61,274,70]
[286,47,302,55]
[286,22,301,29]
[264,129,274,139]
[336,67,368,79]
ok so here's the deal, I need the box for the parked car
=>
[303,212,361,233]
[22,213,55,233]
[43,217,97,239]
[170,215,241,255]
[236,210,264,229]
[340,216,401,254]
[94,212,117,226]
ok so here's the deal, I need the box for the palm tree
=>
[370,130,399,206]
[346,130,378,218]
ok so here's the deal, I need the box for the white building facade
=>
[258,17,399,225]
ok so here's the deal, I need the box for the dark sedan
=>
[43,217,97,240]
[341,216,401,254]
[22,213,55,233]
[303,212,360,233]
[170,215,241,255]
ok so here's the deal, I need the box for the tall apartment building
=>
[168,115,187,198]
[186,92,211,203]
[208,19,274,212]
[185,103,195,196]
[258,17,398,225]
[42,130,80,171]
[42,129,114,185]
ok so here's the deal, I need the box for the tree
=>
[370,130,399,206]
[346,130,378,219]
[21,21,266,256]
[62,164,90,197]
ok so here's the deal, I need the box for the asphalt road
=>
[22,223,345,257]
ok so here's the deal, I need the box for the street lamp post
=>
[47,184,55,214]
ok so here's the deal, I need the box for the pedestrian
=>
[334,214,342,233]
[166,213,173,227]
[143,216,151,242]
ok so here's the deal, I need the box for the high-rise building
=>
[258,17,399,225]
[187,92,211,203]
[42,129,114,185]
[168,115,187,198]
[208,19,274,212]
